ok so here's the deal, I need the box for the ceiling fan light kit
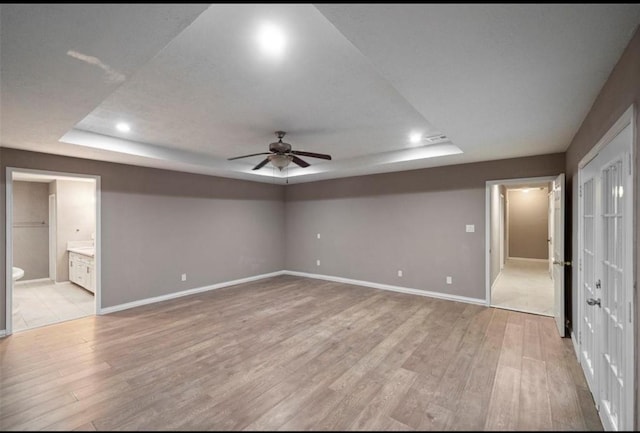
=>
[268,154,293,171]
[228,131,332,171]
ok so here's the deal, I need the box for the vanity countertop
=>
[67,247,95,257]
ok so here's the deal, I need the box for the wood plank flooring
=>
[0,275,602,431]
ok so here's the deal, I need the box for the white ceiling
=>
[2,4,639,184]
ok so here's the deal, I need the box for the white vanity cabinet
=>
[69,251,95,293]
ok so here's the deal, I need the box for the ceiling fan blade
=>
[291,150,332,160]
[228,152,271,160]
[291,155,310,168]
[252,158,270,170]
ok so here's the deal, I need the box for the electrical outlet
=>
[397,270,403,277]
[446,276,452,284]
[466,224,475,233]
[317,233,321,239]
[316,259,321,266]
[181,273,187,281]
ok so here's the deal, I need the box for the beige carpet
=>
[491,258,553,316]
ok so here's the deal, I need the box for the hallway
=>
[491,258,553,316]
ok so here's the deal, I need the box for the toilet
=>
[12,267,24,281]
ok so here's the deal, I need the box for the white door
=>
[579,174,598,393]
[579,122,633,431]
[552,173,565,337]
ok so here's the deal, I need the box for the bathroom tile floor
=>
[12,279,94,332]
[491,258,554,316]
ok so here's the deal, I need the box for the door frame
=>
[5,167,102,335]
[485,175,558,306]
[499,192,505,270]
[575,104,635,431]
[48,193,57,281]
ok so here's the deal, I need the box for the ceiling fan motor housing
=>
[269,140,292,154]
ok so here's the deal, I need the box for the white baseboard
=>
[15,277,53,286]
[99,271,286,315]
[507,256,548,263]
[97,269,487,316]
[282,270,486,306]
[0,329,7,338]
[491,271,503,291]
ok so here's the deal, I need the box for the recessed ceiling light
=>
[257,22,286,58]
[409,132,422,144]
[116,122,130,133]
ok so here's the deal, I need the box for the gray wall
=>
[12,181,49,280]
[54,180,96,282]
[0,148,285,328]
[285,153,565,301]
[507,187,548,260]
[564,25,640,428]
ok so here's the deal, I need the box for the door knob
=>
[553,260,572,266]
[586,298,601,307]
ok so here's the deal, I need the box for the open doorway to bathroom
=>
[6,168,100,333]
[486,176,557,316]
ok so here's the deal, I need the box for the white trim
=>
[282,270,486,306]
[485,175,557,309]
[491,270,503,291]
[99,271,286,315]
[506,256,549,263]
[15,278,54,285]
[492,304,553,318]
[5,175,12,336]
[100,269,487,316]
[0,329,6,338]
[578,105,634,169]
[5,167,101,336]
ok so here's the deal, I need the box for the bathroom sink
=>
[12,267,24,281]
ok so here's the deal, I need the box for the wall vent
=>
[424,134,449,144]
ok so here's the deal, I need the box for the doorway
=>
[5,168,101,334]
[486,175,566,335]
[576,107,634,431]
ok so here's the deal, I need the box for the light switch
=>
[317,233,321,239]
[466,224,475,233]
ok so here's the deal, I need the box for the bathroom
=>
[11,171,97,332]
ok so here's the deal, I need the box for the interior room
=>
[489,180,555,316]
[10,171,97,332]
[1,4,639,432]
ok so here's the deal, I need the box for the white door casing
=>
[48,194,56,281]
[499,193,505,270]
[552,173,566,337]
[548,191,554,279]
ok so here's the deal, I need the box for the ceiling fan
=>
[228,131,332,171]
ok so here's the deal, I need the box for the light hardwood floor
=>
[0,275,602,431]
